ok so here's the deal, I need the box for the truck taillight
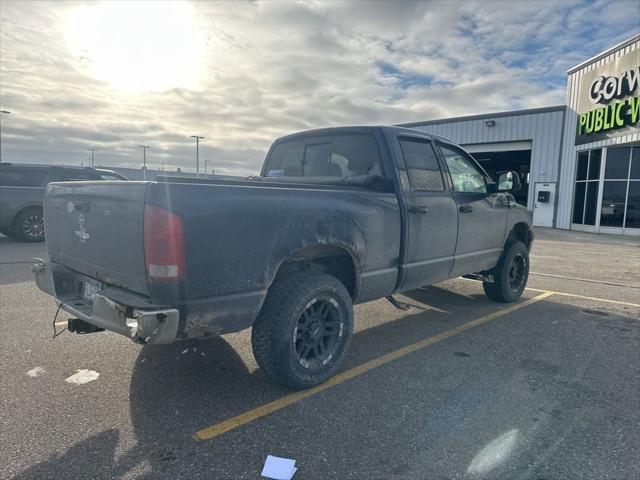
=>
[144,204,186,282]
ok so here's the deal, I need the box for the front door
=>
[398,137,458,290]
[437,143,509,276]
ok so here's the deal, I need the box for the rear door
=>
[437,142,508,276]
[397,137,458,290]
[44,182,150,295]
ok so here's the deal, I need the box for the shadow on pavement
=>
[13,429,122,480]
[19,288,637,479]
[9,286,481,479]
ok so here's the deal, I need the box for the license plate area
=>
[82,279,103,303]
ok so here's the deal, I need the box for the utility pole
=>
[88,148,98,167]
[139,145,150,180]
[190,135,204,177]
[0,110,10,163]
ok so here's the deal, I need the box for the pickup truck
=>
[33,126,533,389]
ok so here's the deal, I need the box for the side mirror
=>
[497,171,521,192]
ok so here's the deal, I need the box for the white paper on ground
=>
[65,369,100,385]
[261,455,297,480]
[26,366,46,377]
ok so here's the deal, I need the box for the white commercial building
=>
[401,34,639,235]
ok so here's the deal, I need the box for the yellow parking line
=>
[525,287,640,308]
[194,291,554,441]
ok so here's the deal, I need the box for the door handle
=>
[459,204,473,213]
[409,205,429,214]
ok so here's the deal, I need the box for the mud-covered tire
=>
[14,208,45,242]
[483,240,529,303]
[251,272,353,390]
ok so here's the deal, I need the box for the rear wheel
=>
[483,241,529,303]
[251,272,353,390]
[14,208,45,242]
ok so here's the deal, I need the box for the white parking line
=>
[530,271,639,289]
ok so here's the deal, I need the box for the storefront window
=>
[573,146,640,231]
[604,147,630,179]
[629,148,640,229]
[599,146,639,230]
[625,182,640,229]
[600,181,626,227]
[588,149,601,179]
[572,149,601,225]
[631,147,640,180]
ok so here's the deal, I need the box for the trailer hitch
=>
[68,318,105,334]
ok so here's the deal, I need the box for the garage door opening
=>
[464,143,532,207]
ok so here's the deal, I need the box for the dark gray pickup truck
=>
[33,126,533,389]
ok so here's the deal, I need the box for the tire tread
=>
[251,272,353,390]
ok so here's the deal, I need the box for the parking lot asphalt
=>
[0,228,638,480]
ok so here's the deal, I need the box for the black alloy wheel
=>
[483,240,529,303]
[293,297,343,369]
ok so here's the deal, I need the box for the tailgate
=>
[44,181,150,295]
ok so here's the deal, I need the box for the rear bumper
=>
[32,260,179,344]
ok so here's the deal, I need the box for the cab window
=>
[265,134,383,178]
[399,138,444,191]
[439,144,487,193]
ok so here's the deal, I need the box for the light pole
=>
[190,135,204,177]
[139,145,150,180]
[88,148,98,167]
[0,110,10,163]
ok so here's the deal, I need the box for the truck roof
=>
[274,126,455,145]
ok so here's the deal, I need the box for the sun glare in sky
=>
[64,1,205,92]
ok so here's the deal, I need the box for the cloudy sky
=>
[1,0,638,175]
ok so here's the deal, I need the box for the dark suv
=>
[0,163,128,242]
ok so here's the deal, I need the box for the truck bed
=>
[44,179,402,333]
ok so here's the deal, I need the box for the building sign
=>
[575,49,640,145]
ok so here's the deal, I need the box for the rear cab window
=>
[0,166,48,187]
[264,134,383,179]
